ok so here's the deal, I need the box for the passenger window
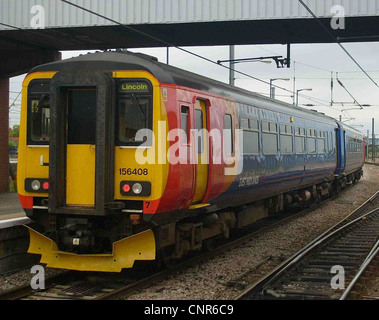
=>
[263,132,278,155]
[295,126,306,154]
[307,129,316,154]
[280,124,293,154]
[224,114,233,156]
[262,121,269,132]
[250,119,259,131]
[243,131,259,154]
[317,137,326,154]
[308,138,316,154]
[269,122,278,133]
[242,117,259,155]
[195,109,203,154]
[326,131,329,152]
[240,118,249,129]
[281,135,293,154]
[262,121,278,155]
[181,106,190,144]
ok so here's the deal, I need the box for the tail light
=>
[122,183,131,193]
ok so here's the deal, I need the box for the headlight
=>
[31,180,41,191]
[132,183,143,195]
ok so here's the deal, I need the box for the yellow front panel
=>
[66,145,96,207]
[113,71,169,202]
[18,72,57,197]
[19,71,170,206]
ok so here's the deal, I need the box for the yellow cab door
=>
[192,100,209,203]
[65,88,97,207]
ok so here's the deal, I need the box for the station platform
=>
[0,193,26,222]
[0,193,35,274]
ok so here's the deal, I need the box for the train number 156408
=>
[119,168,148,176]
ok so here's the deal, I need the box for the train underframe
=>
[26,169,363,271]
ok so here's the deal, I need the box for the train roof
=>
[30,50,362,135]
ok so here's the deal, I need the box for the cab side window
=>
[181,106,190,144]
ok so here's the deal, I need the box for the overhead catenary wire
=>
[256,43,370,110]
[225,41,371,111]
[256,45,379,76]
[240,77,379,80]
[336,73,363,109]
[298,0,379,88]
[9,91,21,110]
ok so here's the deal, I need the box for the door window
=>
[67,89,97,145]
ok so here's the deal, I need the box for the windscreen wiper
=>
[32,94,47,121]
[131,94,146,122]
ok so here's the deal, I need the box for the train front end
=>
[17,64,169,272]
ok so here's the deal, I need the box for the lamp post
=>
[270,78,290,99]
[296,88,313,106]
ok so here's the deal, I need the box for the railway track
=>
[0,186,374,300]
[236,191,379,300]
[0,204,324,300]
[0,207,313,300]
[340,238,379,300]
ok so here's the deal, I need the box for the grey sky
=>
[9,42,379,136]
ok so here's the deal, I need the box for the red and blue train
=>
[17,51,365,272]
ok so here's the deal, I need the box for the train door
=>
[65,88,97,207]
[192,100,209,203]
[335,126,346,175]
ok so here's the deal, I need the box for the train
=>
[17,51,365,272]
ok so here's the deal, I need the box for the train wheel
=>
[203,238,215,252]
[157,247,177,269]
[333,181,341,195]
